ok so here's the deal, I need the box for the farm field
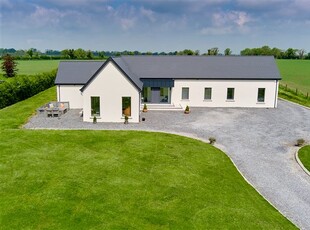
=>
[276,59,310,95]
[0,87,296,229]
[0,60,61,77]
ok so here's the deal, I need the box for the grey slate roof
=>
[55,56,281,89]
[55,61,104,85]
[115,55,281,80]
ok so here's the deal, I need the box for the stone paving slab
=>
[24,100,310,229]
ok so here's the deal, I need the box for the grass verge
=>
[0,88,296,229]
[298,145,310,172]
[279,85,310,108]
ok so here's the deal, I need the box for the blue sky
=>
[1,0,310,54]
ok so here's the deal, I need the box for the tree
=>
[27,48,34,58]
[208,47,219,55]
[86,50,93,59]
[1,54,18,78]
[224,48,232,56]
[74,48,86,59]
[297,49,305,59]
[285,48,297,59]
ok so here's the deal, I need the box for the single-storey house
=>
[55,56,281,123]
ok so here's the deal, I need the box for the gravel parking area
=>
[24,100,310,229]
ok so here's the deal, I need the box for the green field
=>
[0,87,296,229]
[299,145,310,172]
[277,60,310,95]
[0,60,62,77]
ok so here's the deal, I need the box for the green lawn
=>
[277,60,310,95]
[298,145,310,172]
[0,88,296,229]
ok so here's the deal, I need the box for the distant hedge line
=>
[0,70,57,109]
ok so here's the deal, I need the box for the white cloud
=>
[30,6,65,27]
[120,18,136,30]
[140,7,156,22]
[212,11,251,27]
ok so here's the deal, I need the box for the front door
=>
[151,87,160,103]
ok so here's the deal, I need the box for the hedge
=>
[0,70,57,109]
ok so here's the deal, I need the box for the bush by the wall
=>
[0,70,57,109]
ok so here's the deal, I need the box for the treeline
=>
[1,46,309,59]
[240,46,310,59]
[0,70,57,109]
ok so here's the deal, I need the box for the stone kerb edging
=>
[295,147,310,177]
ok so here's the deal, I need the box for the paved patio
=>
[24,100,310,229]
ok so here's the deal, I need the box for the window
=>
[91,97,100,116]
[227,88,235,100]
[257,88,265,102]
[182,87,189,100]
[204,88,212,100]
[122,97,131,116]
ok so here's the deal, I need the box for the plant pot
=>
[142,109,147,113]
[184,111,190,114]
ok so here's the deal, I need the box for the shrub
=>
[93,116,97,124]
[296,138,305,147]
[209,137,216,145]
[0,70,57,109]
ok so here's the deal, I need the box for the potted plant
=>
[143,104,148,112]
[124,115,129,124]
[184,105,190,114]
[93,115,97,124]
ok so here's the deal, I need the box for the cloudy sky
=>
[1,0,310,54]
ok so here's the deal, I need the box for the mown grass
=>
[0,88,296,229]
[277,60,310,95]
[298,145,310,172]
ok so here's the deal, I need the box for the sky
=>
[0,0,310,54]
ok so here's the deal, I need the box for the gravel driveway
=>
[24,100,310,229]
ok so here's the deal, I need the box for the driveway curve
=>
[25,100,310,229]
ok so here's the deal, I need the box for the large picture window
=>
[257,88,265,102]
[227,88,235,100]
[122,97,131,116]
[91,96,100,116]
[204,88,212,100]
[182,87,189,100]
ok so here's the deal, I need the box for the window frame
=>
[204,87,212,100]
[91,96,100,117]
[182,87,189,100]
[226,88,235,100]
[257,88,265,102]
[122,96,131,117]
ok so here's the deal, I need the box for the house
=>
[55,56,281,123]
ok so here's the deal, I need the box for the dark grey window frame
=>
[91,96,100,116]
[257,88,265,102]
[227,88,235,100]
[204,87,212,100]
[182,87,189,100]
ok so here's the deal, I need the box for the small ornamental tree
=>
[1,54,18,78]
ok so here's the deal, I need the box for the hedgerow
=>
[0,70,57,109]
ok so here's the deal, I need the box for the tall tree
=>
[224,48,232,56]
[27,48,34,58]
[1,54,18,78]
[297,49,305,59]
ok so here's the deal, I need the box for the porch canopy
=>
[141,79,174,88]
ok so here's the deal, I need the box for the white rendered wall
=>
[82,62,140,123]
[171,79,279,108]
[57,85,83,109]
